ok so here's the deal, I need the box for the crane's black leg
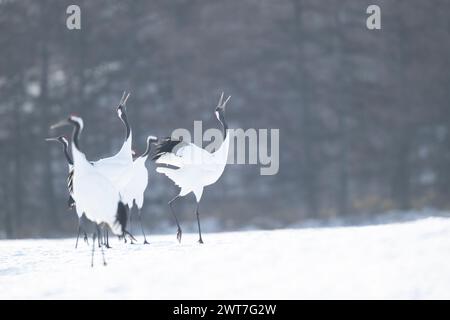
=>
[129,210,133,235]
[123,230,137,243]
[97,225,107,266]
[138,210,149,244]
[105,229,111,248]
[128,209,136,245]
[97,229,102,248]
[195,202,203,244]
[169,195,182,243]
[91,232,97,268]
[75,224,81,249]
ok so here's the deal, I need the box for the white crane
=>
[91,92,157,244]
[89,92,136,244]
[152,93,231,244]
[120,135,158,244]
[51,115,129,266]
[45,136,91,248]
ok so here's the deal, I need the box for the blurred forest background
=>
[0,0,449,238]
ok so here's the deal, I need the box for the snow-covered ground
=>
[1,217,450,299]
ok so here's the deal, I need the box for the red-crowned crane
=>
[51,115,129,266]
[120,135,158,244]
[92,92,157,244]
[152,93,231,244]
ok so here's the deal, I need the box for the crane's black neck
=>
[62,142,73,165]
[120,111,131,140]
[217,110,228,138]
[141,139,152,158]
[70,120,82,151]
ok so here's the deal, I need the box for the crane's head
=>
[117,91,130,120]
[51,115,84,131]
[147,135,158,145]
[45,135,69,147]
[215,91,231,121]
[138,135,159,158]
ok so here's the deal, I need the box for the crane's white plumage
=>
[92,92,134,197]
[120,136,158,209]
[93,138,133,180]
[72,150,124,235]
[155,135,229,200]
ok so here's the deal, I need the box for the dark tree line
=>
[0,0,449,238]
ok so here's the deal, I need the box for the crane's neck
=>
[120,111,131,141]
[212,109,230,162]
[62,142,73,165]
[141,139,152,159]
[217,110,228,139]
[71,120,82,151]
[69,119,91,167]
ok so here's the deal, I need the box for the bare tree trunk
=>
[334,0,350,216]
[337,114,350,215]
[12,85,23,238]
[390,2,412,211]
[2,186,12,238]
[293,0,319,218]
[391,132,412,210]
[39,1,59,232]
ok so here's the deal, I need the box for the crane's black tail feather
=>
[67,195,75,209]
[151,137,183,161]
[115,201,128,234]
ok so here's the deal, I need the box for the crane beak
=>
[50,119,69,130]
[216,92,231,111]
[45,137,58,142]
[119,91,130,109]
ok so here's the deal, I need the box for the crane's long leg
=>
[83,231,89,245]
[97,225,107,266]
[128,209,136,245]
[129,210,133,237]
[138,210,149,244]
[195,202,203,244]
[169,195,182,243]
[75,221,89,248]
[97,229,101,248]
[91,232,97,267]
[75,224,81,249]
[123,230,137,244]
[105,229,111,249]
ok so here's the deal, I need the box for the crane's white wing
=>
[93,136,133,180]
[156,143,219,196]
[119,157,149,209]
[155,142,215,170]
